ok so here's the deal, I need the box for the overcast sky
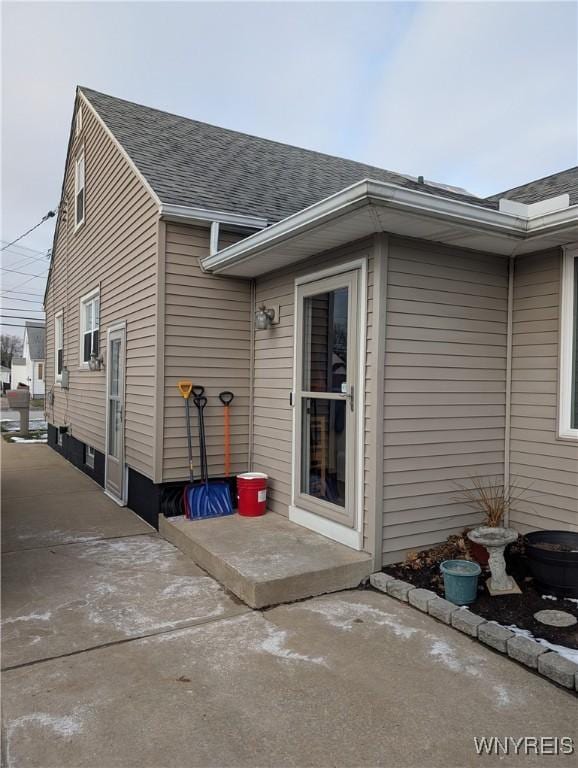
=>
[1,1,577,336]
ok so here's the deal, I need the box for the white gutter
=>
[201,179,578,274]
[159,202,267,230]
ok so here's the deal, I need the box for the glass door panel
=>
[294,270,359,528]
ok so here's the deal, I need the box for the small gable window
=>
[75,105,83,137]
[75,150,85,228]
[80,289,99,366]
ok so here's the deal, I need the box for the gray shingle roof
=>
[486,167,578,206]
[25,322,45,360]
[80,88,496,222]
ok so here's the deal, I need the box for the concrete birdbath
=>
[467,526,520,595]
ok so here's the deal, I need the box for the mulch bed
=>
[383,538,578,650]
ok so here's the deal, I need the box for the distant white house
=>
[10,321,45,397]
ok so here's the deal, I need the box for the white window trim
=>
[558,245,578,440]
[79,287,100,369]
[74,148,85,230]
[75,105,83,137]
[55,310,63,383]
[85,444,95,469]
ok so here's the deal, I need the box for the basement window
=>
[559,246,578,439]
[85,445,95,469]
[79,288,99,366]
[75,149,85,228]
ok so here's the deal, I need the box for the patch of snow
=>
[17,530,99,545]
[140,613,327,666]
[259,624,326,666]
[564,597,578,605]
[2,611,52,625]
[505,624,578,664]
[542,594,558,601]
[84,573,227,635]
[292,599,419,638]
[429,640,482,677]
[493,685,512,708]
[10,437,47,444]
[8,712,83,737]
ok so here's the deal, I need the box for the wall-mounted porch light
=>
[255,304,276,330]
[88,351,105,372]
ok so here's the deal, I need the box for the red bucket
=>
[237,473,268,517]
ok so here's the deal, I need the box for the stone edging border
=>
[370,572,578,692]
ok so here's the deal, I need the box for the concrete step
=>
[159,512,373,609]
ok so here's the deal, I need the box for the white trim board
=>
[558,244,578,440]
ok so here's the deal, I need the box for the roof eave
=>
[200,180,578,277]
[159,203,268,231]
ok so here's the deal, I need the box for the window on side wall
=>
[559,246,578,439]
[75,150,85,228]
[80,289,99,366]
[37,362,44,381]
[55,312,63,382]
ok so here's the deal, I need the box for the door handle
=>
[344,384,354,412]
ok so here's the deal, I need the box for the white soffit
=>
[201,180,578,277]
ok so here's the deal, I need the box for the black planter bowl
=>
[524,530,578,598]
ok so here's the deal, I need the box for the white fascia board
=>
[201,180,376,272]
[201,179,578,275]
[159,203,267,230]
[201,179,524,273]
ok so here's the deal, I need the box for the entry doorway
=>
[290,262,366,549]
[105,323,126,504]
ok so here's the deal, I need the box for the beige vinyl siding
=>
[44,97,159,478]
[252,239,374,546]
[162,224,252,482]
[509,250,578,532]
[382,239,509,563]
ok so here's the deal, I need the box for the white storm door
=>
[105,324,126,503]
[294,269,359,529]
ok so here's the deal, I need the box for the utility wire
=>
[1,210,57,252]
[0,297,44,305]
[1,265,49,277]
[0,240,48,256]
[0,289,45,297]
[0,322,32,328]
[1,248,51,266]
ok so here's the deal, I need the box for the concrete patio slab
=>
[160,512,373,609]
[2,490,152,552]
[1,442,67,470]
[2,591,575,768]
[2,465,98,500]
[1,534,248,668]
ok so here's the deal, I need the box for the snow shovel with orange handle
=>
[177,380,201,518]
[219,391,234,477]
[177,381,195,484]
